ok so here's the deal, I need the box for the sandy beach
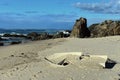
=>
[0,36,120,80]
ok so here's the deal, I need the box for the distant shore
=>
[0,29,71,46]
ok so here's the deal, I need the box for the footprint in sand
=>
[0,52,40,70]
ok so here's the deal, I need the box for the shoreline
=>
[0,38,66,58]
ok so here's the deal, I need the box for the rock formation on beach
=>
[89,20,120,37]
[27,32,50,40]
[0,37,2,40]
[0,42,3,46]
[27,32,39,40]
[70,17,90,38]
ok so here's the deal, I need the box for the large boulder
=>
[89,20,120,37]
[70,17,90,38]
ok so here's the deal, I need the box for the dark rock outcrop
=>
[11,41,21,45]
[27,32,39,40]
[70,17,90,38]
[27,32,51,40]
[0,37,2,40]
[35,32,49,40]
[89,20,120,37]
[0,42,3,46]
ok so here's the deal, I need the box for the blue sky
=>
[0,0,120,29]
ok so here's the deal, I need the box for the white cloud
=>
[74,0,120,14]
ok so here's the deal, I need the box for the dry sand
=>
[0,36,120,80]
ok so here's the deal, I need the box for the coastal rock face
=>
[70,17,90,38]
[27,32,39,40]
[36,32,49,40]
[27,32,50,40]
[89,20,120,37]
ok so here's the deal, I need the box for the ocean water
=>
[0,29,61,35]
[0,29,64,46]
[0,37,29,46]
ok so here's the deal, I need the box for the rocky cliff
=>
[70,17,90,38]
[89,20,120,37]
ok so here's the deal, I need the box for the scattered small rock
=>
[21,53,24,55]
[16,67,19,70]
[39,71,42,73]
[33,75,37,77]
[10,55,14,57]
